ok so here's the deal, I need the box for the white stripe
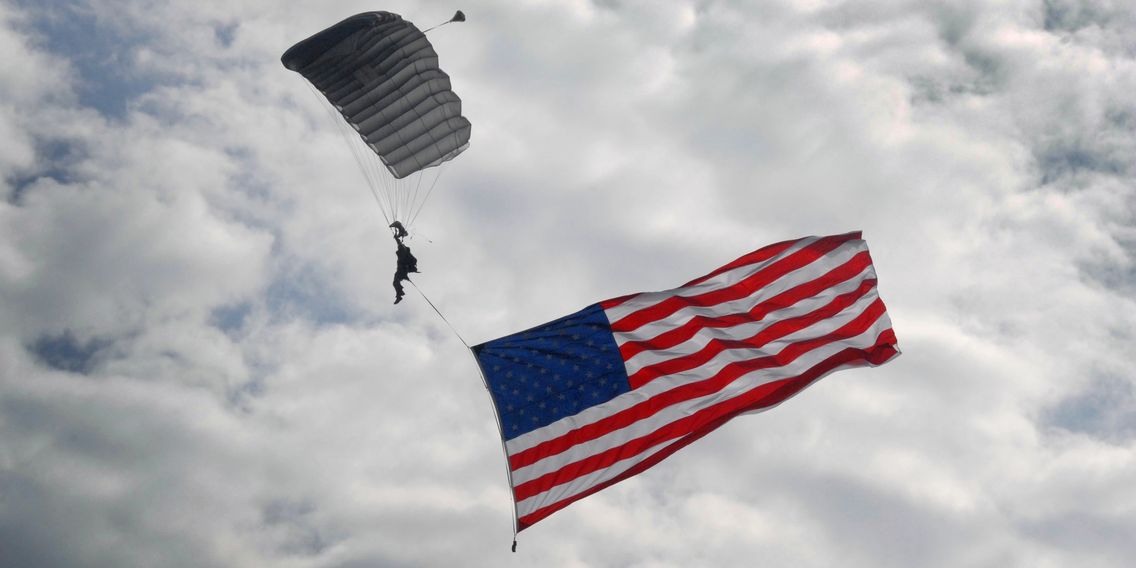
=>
[620,263,877,376]
[610,239,868,340]
[503,288,883,456]
[514,318,897,517]
[735,358,896,419]
[601,237,820,323]
[630,290,882,385]
[508,314,890,487]
[515,439,675,519]
[507,288,882,457]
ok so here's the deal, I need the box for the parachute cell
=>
[282,12,471,180]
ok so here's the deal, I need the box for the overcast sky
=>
[1,0,1134,566]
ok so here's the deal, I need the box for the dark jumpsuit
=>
[391,225,418,304]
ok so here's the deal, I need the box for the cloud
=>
[1,0,1134,566]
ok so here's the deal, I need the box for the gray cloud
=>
[1,0,1134,566]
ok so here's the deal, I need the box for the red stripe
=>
[508,298,888,474]
[627,277,878,388]
[618,251,874,361]
[609,233,859,334]
[599,292,638,310]
[515,331,898,531]
[597,236,818,311]
[512,300,888,500]
[678,237,803,288]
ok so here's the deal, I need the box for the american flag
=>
[472,232,899,532]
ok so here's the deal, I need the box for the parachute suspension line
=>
[351,119,396,224]
[405,167,427,226]
[404,172,416,222]
[408,164,447,228]
[352,139,394,225]
[409,120,462,227]
[344,110,395,220]
[363,138,395,220]
[352,130,393,222]
[391,173,402,223]
[328,91,398,224]
[309,85,379,200]
[406,279,521,550]
[307,83,393,225]
[378,150,399,220]
[406,173,418,225]
[405,170,426,227]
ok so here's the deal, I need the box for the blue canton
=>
[473,304,630,441]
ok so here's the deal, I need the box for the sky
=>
[1,0,1134,566]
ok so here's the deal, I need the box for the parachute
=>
[282,11,471,229]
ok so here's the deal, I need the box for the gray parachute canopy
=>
[282,11,471,180]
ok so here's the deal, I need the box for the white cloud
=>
[1,0,1134,566]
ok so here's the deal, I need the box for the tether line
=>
[407,280,521,550]
[408,280,469,349]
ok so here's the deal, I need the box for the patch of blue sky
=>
[7,139,83,203]
[265,260,358,327]
[19,0,160,119]
[213,21,238,48]
[27,330,111,374]
[260,499,336,557]
[1044,374,1136,443]
[209,301,252,335]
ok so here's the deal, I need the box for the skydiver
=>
[391,222,418,304]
